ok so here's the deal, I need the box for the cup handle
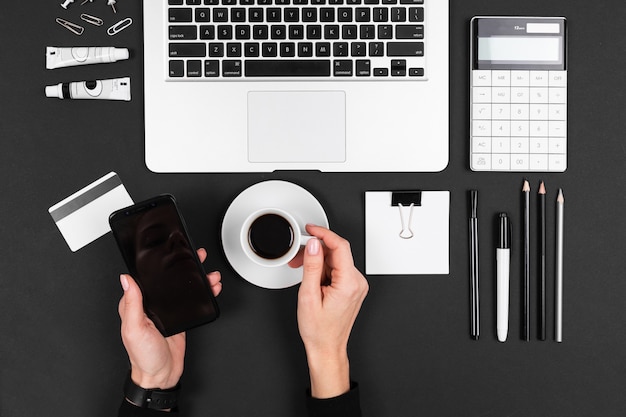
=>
[300,234,314,246]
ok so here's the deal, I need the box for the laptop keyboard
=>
[166,0,426,80]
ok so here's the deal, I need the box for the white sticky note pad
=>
[365,191,450,275]
[48,172,134,252]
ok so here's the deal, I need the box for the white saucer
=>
[221,180,329,289]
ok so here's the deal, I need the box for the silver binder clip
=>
[107,17,132,36]
[80,13,103,26]
[392,191,422,240]
[56,18,84,35]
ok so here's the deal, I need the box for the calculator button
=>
[472,121,491,136]
[530,104,548,120]
[530,87,548,103]
[549,137,567,154]
[511,121,529,137]
[492,70,510,86]
[492,87,510,103]
[492,154,511,170]
[530,137,548,153]
[492,104,510,120]
[549,154,567,171]
[511,154,530,170]
[492,121,510,137]
[511,87,529,103]
[530,154,548,171]
[530,121,548,137]
[472,137,491,153]
[492,137,511,153]
[473,104,491,120]
[549,104,566,120]
[530,71,549,87]
[472,154,491,170]
[473,87,491,103]
[511,104,529,120]
[549,71,567,87]
[549,87,567,104]
[549,121,566,137]
[473,70,491,86]
[511,70,530,86]
[511,137,529,154]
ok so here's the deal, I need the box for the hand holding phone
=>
[118,249,222,390]
[110,195,220,337]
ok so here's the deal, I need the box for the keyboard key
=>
[169,43,207,57]
[391,59,406,76]
[396,25,423,39]
[199,25,215,39]
[387,42,423,56]
[369,42,383,56]
[374,67,388,76]
[169,25,198,40]
[187,60,202,77]
[223,60,242,76]
[351,42,366,56]
[227,42,242,56]
[262,42,278,57]
[408,7,424,22]
[195,8,210,22]
[245,59,331,76]
[169,8,193,22]
[281,42,296,57]
[356,59,370,76]
[334,60,353,76]
[169,60,185,77]
[244,42,260,56]
[209,43,224,57]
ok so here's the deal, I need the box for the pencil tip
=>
[539,181,546,194]
[522,179,530,192]
[557,188,564,203]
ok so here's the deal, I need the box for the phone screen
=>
[109,195,219,336]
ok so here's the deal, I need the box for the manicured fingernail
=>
[307,238,320,255]
[120,274,129,291]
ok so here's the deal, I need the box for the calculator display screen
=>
[473,17,566,70]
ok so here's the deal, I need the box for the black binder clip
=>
[391,191,422,239]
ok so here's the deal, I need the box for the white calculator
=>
[470,17,567,172]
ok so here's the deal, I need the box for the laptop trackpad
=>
[248,91,346,163]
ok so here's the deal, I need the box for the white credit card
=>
[49,172,134,252]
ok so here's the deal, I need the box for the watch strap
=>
[124,372,180,410]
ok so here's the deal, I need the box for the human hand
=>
[290,225,369,398]
[118,248,222,390]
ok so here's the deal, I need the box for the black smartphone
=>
[109,194,219,337]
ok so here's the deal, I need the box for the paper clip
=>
[80,13,103,26]
[56,18,84,35]
[392,191,422,240]
[107,17,132,36]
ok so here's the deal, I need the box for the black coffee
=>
[248,214,294,259]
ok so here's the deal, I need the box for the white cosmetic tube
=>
[45,77,131,101]
[46,47,130,69]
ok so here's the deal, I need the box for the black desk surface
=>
[1,1,625,416]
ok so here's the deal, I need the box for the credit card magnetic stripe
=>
[49,173,123,222]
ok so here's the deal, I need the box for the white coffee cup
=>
[240,208,313,267]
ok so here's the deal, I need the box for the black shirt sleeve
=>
[118,383,362,417]
[118,400,179,417]
[305,382,362,417]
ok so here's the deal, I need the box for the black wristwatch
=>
[124,372,181,411]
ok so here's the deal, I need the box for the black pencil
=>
[538,181,546,340]
[522,179,530,341]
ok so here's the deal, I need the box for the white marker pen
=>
[46,47,129,70]
[45,77,131,101]
[496,213,510,343]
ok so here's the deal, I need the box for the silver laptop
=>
[144,0,449,172]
